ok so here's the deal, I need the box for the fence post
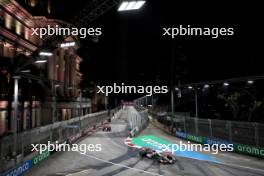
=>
[49,126,53,142]
[183,118,187,133]
[228,121,232,142]
[195,118,199,136]
[59,126,63,141]
[208,119,213,138]
[38,128,40,145]
[255,123,259,147]
[0,138,2,159]
[21,133,24,158]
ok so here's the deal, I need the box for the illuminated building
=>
[0,0,91,136]
[18,0,52,15]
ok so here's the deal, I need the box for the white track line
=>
[218,162,264,173]
[77,152,163,176]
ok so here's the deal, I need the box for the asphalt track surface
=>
[25,106,264,176]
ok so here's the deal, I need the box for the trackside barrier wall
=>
[175,131,264,158]
[150,112,264,159]
[129,107,149,137]
[0,109,118,175]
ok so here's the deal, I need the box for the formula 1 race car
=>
[139,148,160,159]
[157,153,176,164]
[102,125,111,132]
[139,148,176,164]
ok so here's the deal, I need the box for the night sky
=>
[20,0,264,86]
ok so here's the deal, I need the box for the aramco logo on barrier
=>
[33,150,50,166]
[236,144,264,157]
[3,160,32,176]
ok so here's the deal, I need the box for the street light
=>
[36,51,52,63]
[39,51,53,56]
[118,1,146,11]
[60,42,75,48]
[204,84,210,88]
[11,76,20,156]
[223,82,229,86]
[247,80,254,84]
[34,60,47,63]
[126,1,136,9]
[20,69,30,73]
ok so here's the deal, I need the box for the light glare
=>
[118,1,146,11]
[204,84,210,88]
[39,52,53,56]
[60,42,75,48]
[126,1,137,10]
[132,1,146,9]
[35,60,47,63]
[20,70,30,73]
[118,2,129,11]
[247,80,254,84]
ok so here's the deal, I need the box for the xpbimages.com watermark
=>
[142,139,234,154]
[31,25,102,38]
[163,25,234,39]
[96,83,169,96]
[31,141,102,154]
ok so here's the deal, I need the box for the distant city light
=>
[223,82,229,86]
[247,80,254,84]
[118,1,146,11]
[60,42,75,48]
[204,84,210,88]
[39,52,53,56]
[188,86,193,89]
[35,60,47,63]
[20,70,30,73]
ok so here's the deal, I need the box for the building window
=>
[4,13,12,29]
